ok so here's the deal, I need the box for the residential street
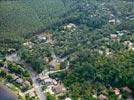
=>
[6,53,46,100]
[23,62,46,100]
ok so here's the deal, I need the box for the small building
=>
[110,34,118,40]
[12,74,19,80]
[16,78,23,84]
[28,91,36,97]
[43,57,49,64]
[25,81,31,86]
[122,86,131,93]
[44,78,52,85]
[23,41,33,49]
[1,65,9,73]
[113,88,120,96]
[123,41,134,50]
[109,19,116,24]
[92,94,97,99]
[52,84,66,94]
[98,50,103,55]
[98,94,108,100]
[52,79,58,85]
[64,23,77,30]
[105,48,112,55]
[121,30,130,34]
[7,48,16,53]
[116,31,124,37]
[37,34,47,42]
[65,98,72,100]
[38,75,49,81]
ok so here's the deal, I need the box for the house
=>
[92,94,97,99]
[98,50,103,55]
[45,34,54,44]
[110,34,118,40]
[37,34,47,42]
[121,30,130,34]
[103,38,110,41]
[38,75,49,80]
[1,62,9,73]
[43,57,49,64]
[12,74,19,80]
[44,78,52,85]
[23,41,33,49]
[113,88,120,95]
[65,98,72,100]
[3,62,8,68]
[16,78,23,84]
[123,41,134,50]
[7,48,16,53]
[64,23,77,30]
[122,86,131,93]
[0,68,8,74]
[98,94,108,100]
[52,84,66,94]
[25,81,31,86]
[52,79,58,85]
[105,48,112,55]
[116,31,124,37]
[109,19,116,24]
[27,91,36,97]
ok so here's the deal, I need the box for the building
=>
[98,94,108,100]
[122,86,131,93]
[7,48,16,53]
[12,74,19,80]
[52,79,58,85]
[27,91,36,97]
[109,19,116,24]
[113,88,120,95]
[65,98,72,100]
[25,81,31,86]
[64,23,77,30]
[16,78,23,84]
[110,34,118,40]
[37,34,47,42]
[23,41,33,49]
[123,41,133,50]
[44,78,52,85]
[52,84,66,94]
[43,57,49,64]
[38,75,49,80]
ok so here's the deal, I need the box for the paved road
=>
[6,53,46,100]
[23,62,46,100]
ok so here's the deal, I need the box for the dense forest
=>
[0,0,134,100]
[50,50,134,99]
[0,0,79,54]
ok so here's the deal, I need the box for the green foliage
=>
[0,0,78,54]
[1,0,134,99]
[46,92,56,100]
[8,63,23,74]
[0,69,6,77]
[23,71,30,78]
[6,74,13,82]
[51,50,134,99]
[0,0,77,34]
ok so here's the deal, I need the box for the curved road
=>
[6,53,46,100]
